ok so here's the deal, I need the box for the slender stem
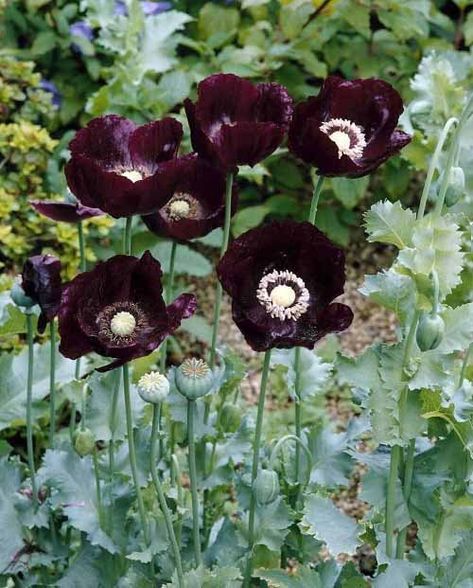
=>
[209,172,234,368]
[385,444,401,558]
[243,350,272,587]
[151,405,184,585]
[49,320,56,447]
[93,448,104,530]
[25,312,37,504]
[417,117,458,220]
[269,434,312,485]
[122,363,149,545]
[308,171,324,225]
[293,348,303,487]
[123,217,133,255]
[395,438,415,558]
[171,454,184,544]
[109,369,121,483]
[160,240,178,374]
[187,400,202,566]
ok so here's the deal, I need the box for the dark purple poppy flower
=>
[40,80,61,108]
[65,115,182,218]
[288,76,411,178]
[58,251,197,372]
[217,221,353,352]
[22,255,62,333]
[31,199,104,223]
[184,74,293,172]
[141,155,238,241]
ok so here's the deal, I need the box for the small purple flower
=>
[22,255,62,333]
[65,114,183,218]
[184,73,293,172]
[217,221,353,352]
[58,251,197,372]
[288,76,411,178]
[39,80,61,108]
[69,20,94,54]
[115,1,171,16]
[31,199,104,224]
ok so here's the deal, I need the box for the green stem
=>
[93,448,104,530]
[109,369,121,483]
[308,171,324,225]
[25,312,37,504]
[122,364,150,545]
[294,348,302,486]
[171,454,184,544]
[395,438,415,558]
[243,350,272,587]
[151,405,184,585]
[49,320,56,447]
[385,444,401,558]
[417,117,458,220]
[209,172,234,368]
[187,399,202,566]
[123,216,133,255]
[160,240,178,374]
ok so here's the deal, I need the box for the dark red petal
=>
[166,293,197,330]
[22,254,62,332]
[31,200,104,223]
[218,121,285,167]
[68,115,136,169]
[184,98,221,165]
[129,117,182,173]
[317,303,354,335]
[256,82,293,128]
[58,276,96,359]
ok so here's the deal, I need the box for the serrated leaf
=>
[359,269,415,322]
[364,200,415,249]
[437,531,473,587]
[301,495,360,556]
[0,459,24,573]
[271,348,332,400]
[435,303,473,354]
[306,425,353,487]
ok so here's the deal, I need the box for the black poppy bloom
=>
[58,251,197,371]
[65,115,183,218]
[184,74,293,172]
[217,221,353,351]
[31,199,104,223]
[141,155,238,241]
[22,255,62,333]
[288,76,411,178]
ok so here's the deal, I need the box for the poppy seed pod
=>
[175,358,214,401]
[443,166,465,207]
[10,280,35,309]
[74,428,96,457]
[254,468,280,505]
[137,371,170,404]
[416,313,445,352]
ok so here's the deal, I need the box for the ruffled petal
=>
[31,200,104,223]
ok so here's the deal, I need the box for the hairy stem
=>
[122,363,149,545]
[308,171,324,225]
[187,399,202,566]
[243,350,272,587]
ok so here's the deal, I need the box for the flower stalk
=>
[150,403,184,586]
[160,240,178,374]
[187,398,202,566]
[243,349,272,587]
[49,320,56,446]
[25,310,37,505]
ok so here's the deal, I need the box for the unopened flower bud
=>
[416,313,445,352]
[253,468,280,505]
[220,404,241,433]
[444,166,465,207]
[175,358,214,401]
[10,279,35,309]
[74,428,95,457]
[137,371,169,404]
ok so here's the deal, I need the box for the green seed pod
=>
[253,468,280,506]
[444,166,465,207]
[74,428,96,457]
[416,313,445,352]
[175,358,214,401]
[220,404,241,433]
[10,280,35,309]
[137,371,169,404]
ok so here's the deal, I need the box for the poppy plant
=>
[65,115,182,218]
[288,76,411,177]
[31,198,104,223]
[22,254,62,333]
[142,155,238,241]
[58,251,196,371]
[184,73,293,171]
[217,220,353,351]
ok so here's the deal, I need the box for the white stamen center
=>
[121,170,143,183]
[270,285,296,308]
[257,270,310,321]
[110,311,136,336]
[319,118,366,160]
[169,199,191,220]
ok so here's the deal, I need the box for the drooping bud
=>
[137,371,170,404]
[74,428,96,457]
[253,468,280,505]
[175,358,214,401]
[443,166,465,207]
[10,279,36,309]
[220,404,241,433]
[416,313,445,352]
